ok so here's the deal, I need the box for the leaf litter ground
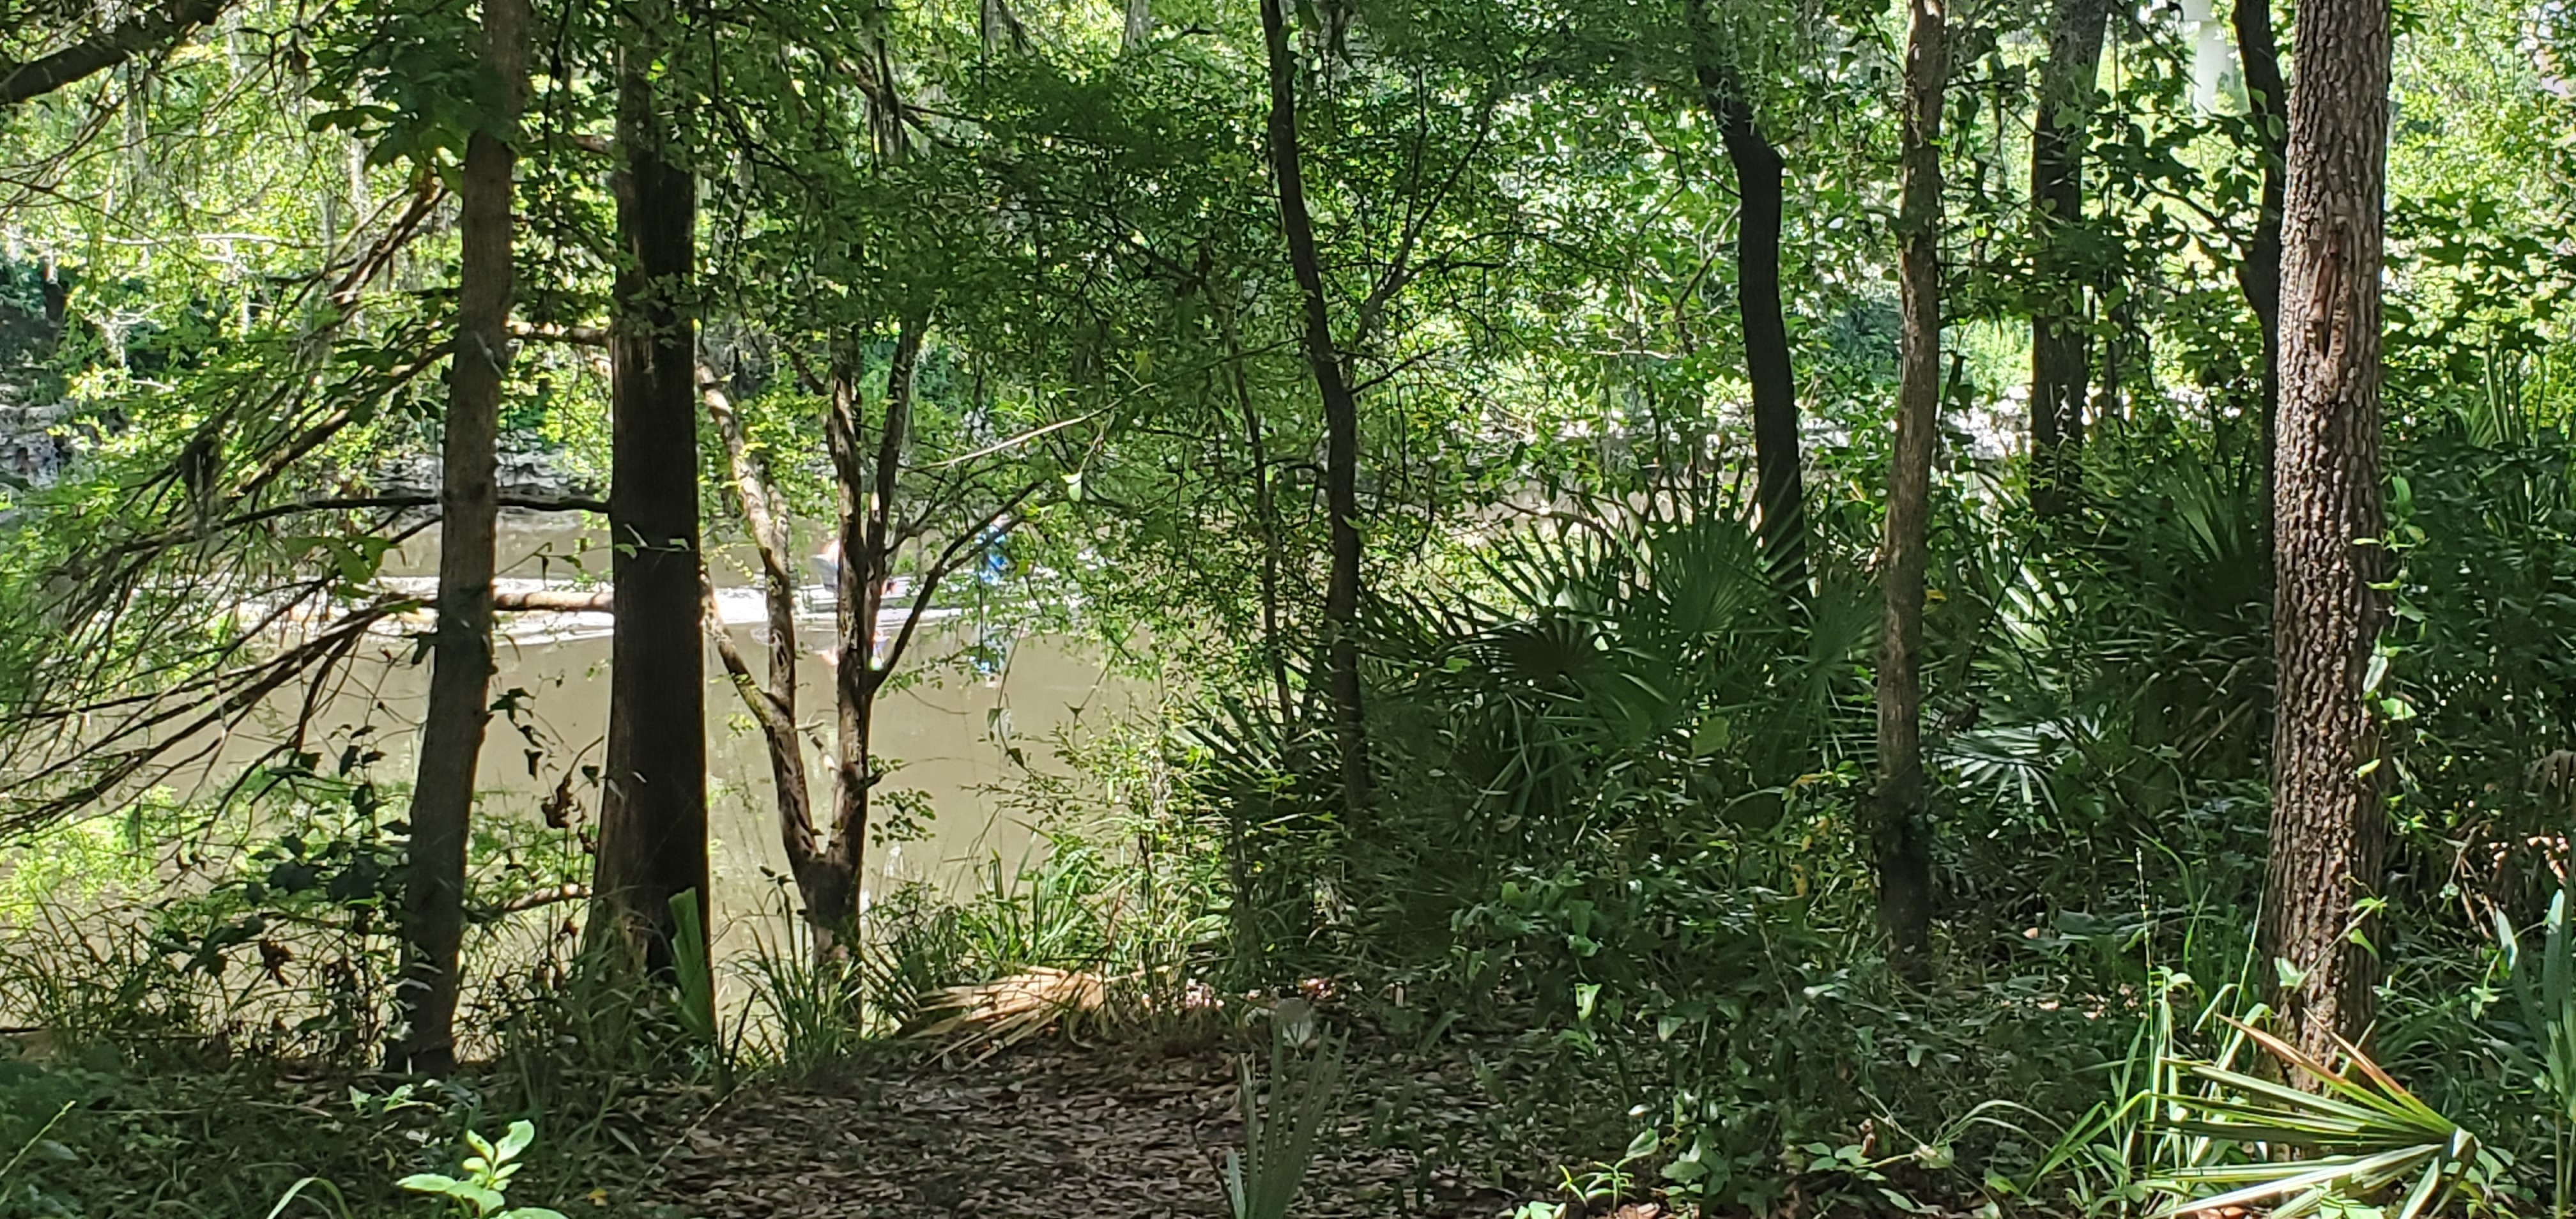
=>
[635,1030,1578,1218]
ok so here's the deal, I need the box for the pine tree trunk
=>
[2232,0,2288,560]
[595,13,708,977]
[2028,0,2107,518]
[1687,5,1805,590]
[2261,0,2392,1064]
[1876,0,1945,977]
[395,0,526,1074]
[1262,0,1370,822]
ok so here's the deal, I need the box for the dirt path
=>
[641,1035,1554,1218]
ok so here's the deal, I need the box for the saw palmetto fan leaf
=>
[2151,1017,2502,1219]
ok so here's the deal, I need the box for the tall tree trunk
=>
[2232,0,2288,559]
[1876,0,1945,977]
[394,0,526,1075]
[1686,3,1805,590]
[1261,0,1369,823]
[2028,0,2108,518]
[595,15,707,977]
[2260,0,2392,1065]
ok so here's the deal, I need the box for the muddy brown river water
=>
[180,513,1148,954]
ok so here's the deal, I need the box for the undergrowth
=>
[12,453,2576,1216]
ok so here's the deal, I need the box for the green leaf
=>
[1690,712,1732,755]
[263,1178,351,1219]
[2150,1018,2488,1219]
[399,1172,506,1214]
[495,1121,537,1164]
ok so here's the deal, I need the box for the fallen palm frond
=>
[910,966,1112,1062]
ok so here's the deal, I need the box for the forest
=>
[0,0,2568,1212]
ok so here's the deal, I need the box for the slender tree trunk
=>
[1686,4,1806,590]
[703,379,838,957]
[2260,0,2392,1064]
[394,0,526,1075]
[817,362,871,944]
[1876,0,1945,977]
[979,0,1025,55]
[1261,0,1369,822]
[1214,297,1298,729]
[802,369,866,942]
[816,321,927,942]
[595,14,708,977]
[2232,0,2288,561]
[1123,0,1151,53]
[2028,0,2108,518]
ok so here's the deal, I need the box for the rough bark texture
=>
[394,0,527,1075]
[1686,3,1805,590]
[1876,0,1945,976]
[2233,0,2288,554]
[1262,0,1370,823]
[2028,0,2108,518]
[0,0,225,105]
[2260,0,2392,1064]
[595,21,708,977]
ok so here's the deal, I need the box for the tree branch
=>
[875,479,1041,682]
[510,321,611,347]
[0,0,227,107]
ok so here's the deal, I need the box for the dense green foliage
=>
[1,0,2573,1213]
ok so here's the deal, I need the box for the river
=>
[205,512,1146,953]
